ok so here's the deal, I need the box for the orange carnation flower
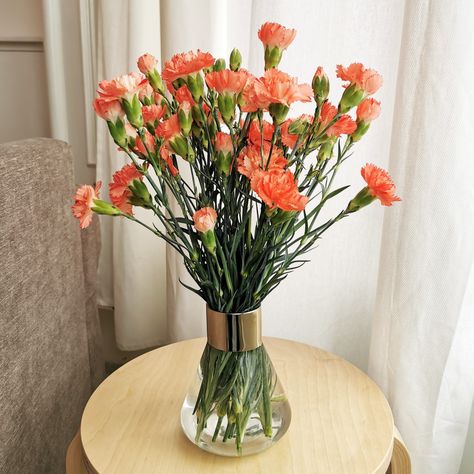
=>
[258,22,296,50]
[241,77,272,112]
[137,53,157,74]
[251,168,308,212]
[72,182,101,229]
[237,142,287,179]
[242,69,312,112]
[160,147,179,176]
[361,163,401,206]
[138,82,154,102]
[162,50,214,85]
[135,129,157,156]
[262,69,312,107]
[319,102,338,129]
[326,115,357,137]
[336,63,383,95]
[155,114,181,140]
[93,98,124,122]
[247,119,274,146]
[174,85,196,105]
[98,72,148,101]
[142,104,167,125]
[109,164,143,215]
[205,69,250,95]
[357,98,381,122]
[193,207,217,233]
[214,132,233,154]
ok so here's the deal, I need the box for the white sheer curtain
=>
[92,0,474,471]
[95,0,167,349]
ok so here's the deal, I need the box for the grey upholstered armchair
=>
[0,138,104,474]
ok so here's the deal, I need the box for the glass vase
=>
[180,306,291,457]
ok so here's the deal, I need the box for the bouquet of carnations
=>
[73,21,399,455]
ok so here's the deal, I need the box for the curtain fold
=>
[90,0,474,470]
[96,0,167,350]
[367,1,474,472]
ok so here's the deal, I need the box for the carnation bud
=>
[178,102,193,136]
[186,74,205,101]
[213,58,226,71]
[217,94,235,123]
[148,70,165,95]
[128,179,152,207]
[91,199,122,216]
[191,105,205,127]
[107,119,127,148]
[339,83,365,113]
[346,187,376,213]
[193,207,217,254]
[122,95,143,128]
[169,135,189,158]
[264,46,283,70]
[186,143,196,163]
[269,103,289,125]
[288,117,309,135]
[351,120,371,142]
[201,230,216,254]
[229,48,242,71]
[312,67,330,104]
[317,140,335,161]
[216,152,232,176]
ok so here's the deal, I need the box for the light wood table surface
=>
[68,337,408,473]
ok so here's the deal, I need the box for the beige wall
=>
[0,0,50,143]
[0,0,94,184]
[0,1,44,40]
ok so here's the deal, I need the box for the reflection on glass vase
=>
[180,306,291,457]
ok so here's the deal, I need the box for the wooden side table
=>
[67,338,411,473]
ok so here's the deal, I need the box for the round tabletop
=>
[80,338,394,473]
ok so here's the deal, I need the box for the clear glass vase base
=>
[181,392,291,457]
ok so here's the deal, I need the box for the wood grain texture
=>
[79,338,394,473]
[66,432,87,474]
[387,427,411,473]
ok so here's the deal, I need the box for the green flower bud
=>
[312,67,330,104]
[351,120,371,142]
[217,93,235,123]
[317,140,335,161]
[229,48,242,71]
[213,58,226,71]
[128,179,152,207]
[186,143,196,163]
[216,151,232,176]
[200,229,216,255]
[264,46,283,70]
[346,186,376,213]
[91,199,122,216]
[107,118,127,148]
[122,95,143,128]
[191,105,205,127]
[147,70,165,95]
[269,103,289,125]
[339,83,365,113]
[288,117,310,135]
[169,135,189,158]
[178,102,193,136]
[187,73,204,101]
